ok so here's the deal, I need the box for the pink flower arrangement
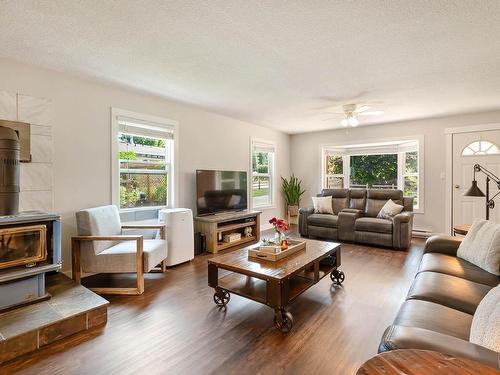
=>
[269,217,289,233]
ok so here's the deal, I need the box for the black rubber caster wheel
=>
[273,310,294,333]
[330,269,345,285]
[213,289,230,307]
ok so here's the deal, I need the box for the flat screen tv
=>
[196,170,248,216]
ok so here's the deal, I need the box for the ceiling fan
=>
[322,103,384,127]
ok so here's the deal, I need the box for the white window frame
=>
[111,108,179,211]
[320,136,424,213]
[250,137,276,210]
[322,149,349,188]
[399,147,420,209]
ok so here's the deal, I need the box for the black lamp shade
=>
[464,180,485,197]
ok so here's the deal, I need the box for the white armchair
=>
[72,205,168,295]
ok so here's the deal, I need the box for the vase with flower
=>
[269,217,289,250]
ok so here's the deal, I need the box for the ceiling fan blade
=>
[321,118,340,121]
[359,110,384,116]
[356,105,372,112]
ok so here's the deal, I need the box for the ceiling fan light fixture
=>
[341,118,349,127]
[348,116,359,127]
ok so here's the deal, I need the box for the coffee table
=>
[207,238,343,332]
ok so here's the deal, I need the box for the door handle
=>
[455,184,460,189]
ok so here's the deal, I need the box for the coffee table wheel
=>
[274,309,293,333]
[213,288,230,307]
[330,269,345,285]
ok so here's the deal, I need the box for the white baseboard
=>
[412,228,433,238]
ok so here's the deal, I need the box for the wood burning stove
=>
[0,224,47,269]
[0,124,61,312]
[0,212,61,312]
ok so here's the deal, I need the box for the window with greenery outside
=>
[325,155,344,188]
[119,133,169,208]
[252,151,272,206]
[326,155,343,175]
[403,151,418,207]
[350,154,398,188]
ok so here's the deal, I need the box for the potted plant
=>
[281,174,306,222]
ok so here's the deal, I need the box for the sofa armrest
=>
[379,325,500,370]
[299,207,315,236]
[299,207,314,215]
[393,211,412,224]
[338,209,363,242]
[424,235,462,256]
[392,212,414,249]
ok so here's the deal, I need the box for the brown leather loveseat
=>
[299,189,414,249]
[379,235,500,369]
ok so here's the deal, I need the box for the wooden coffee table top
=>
[356,349,499,375]
[208,238,340,280]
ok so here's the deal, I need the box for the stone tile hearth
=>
[0,274,108,364]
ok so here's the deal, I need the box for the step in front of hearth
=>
[0,273,109,364]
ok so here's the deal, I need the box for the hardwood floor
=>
[2,229,425,375]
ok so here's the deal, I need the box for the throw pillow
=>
[312,196,334,214]
[470,284,500,352]
[457,218,500,276]
[377,199,404,219]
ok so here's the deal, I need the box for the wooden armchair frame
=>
[71,224,166,295]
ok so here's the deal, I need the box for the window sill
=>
[252,205,276,211]
[119,206,167,213]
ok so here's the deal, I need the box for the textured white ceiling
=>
[1,1,500,133]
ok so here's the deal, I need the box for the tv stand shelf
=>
[194,211,261,253]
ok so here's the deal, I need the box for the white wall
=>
[0,58,290,272]
[290,111,500,234]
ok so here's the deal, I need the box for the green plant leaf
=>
[281,174,306,205]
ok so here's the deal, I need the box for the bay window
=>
[321,139,423,211]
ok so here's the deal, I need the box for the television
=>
[196,170,248,216]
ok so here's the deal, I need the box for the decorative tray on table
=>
[248,239,306,261]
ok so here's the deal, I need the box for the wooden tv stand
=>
[194,211,261,253]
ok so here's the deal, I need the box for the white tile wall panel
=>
[6,93,55,212]
[19,190,53,212]
[17,94,51,126]
[31,124,52,136]
[30,135,52,163]
[0,91,17,121]
[20,162,53,191]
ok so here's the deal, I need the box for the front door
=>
[453,130,500,226]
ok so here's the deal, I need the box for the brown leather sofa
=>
[299,189,414,249]
[379,235,500,369]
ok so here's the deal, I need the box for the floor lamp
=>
[463,163,500,220]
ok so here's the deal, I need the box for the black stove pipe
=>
[0,126,20,215]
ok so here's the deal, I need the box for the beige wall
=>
[290,111,500,234]
[0,58,290,271]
